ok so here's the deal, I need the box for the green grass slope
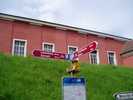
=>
[0,53,133,100]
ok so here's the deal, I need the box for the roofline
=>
[0,13,132,41]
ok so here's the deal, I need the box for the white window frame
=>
[107,51,117,65]
[68,45,78,54]
[89,49,100,64]
[12,39,27,57]
[42,42,55,52]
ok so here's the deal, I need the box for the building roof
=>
[0,13,132,41]
[121,40,133,55]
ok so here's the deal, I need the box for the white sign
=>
[114,92,133,100]
[62,77,86,100]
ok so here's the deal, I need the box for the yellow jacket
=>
[71,61,80,71]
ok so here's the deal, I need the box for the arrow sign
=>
[33,50,66,59]
[73,41,98,60]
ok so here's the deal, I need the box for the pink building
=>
[0,13,132,67]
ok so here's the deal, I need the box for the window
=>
[68,46,78,54]
[107,52,117,65]
[90,50,99,64]
[12,39,27,57]
[42,42,55,52]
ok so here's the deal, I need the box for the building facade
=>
[121,40,133,67]
[0,13,132,67]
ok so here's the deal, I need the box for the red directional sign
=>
[33,41,98,60]
[73,41,97,60]
[33,50,66,59]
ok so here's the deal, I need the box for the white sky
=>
[0,0,133,39]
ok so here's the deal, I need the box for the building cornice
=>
[0,13,132,42]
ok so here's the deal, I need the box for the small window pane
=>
[20,42,25,46]
[44,44,53,52]
[13,40,26,56]
[15,41,19,45]
[108,52,115,64]
[90,51,97,64]
[69,47,77,54]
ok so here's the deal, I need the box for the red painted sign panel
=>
[73,41,97,60]
[33,50,66,59]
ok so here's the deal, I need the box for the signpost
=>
[62,77,86,100]
[32,41,98,100]
[114,92,133,100]
[33,41,98,61]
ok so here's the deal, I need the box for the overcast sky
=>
[0,0,133,39]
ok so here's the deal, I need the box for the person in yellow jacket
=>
[66,60,80,76]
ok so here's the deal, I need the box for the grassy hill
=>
[0,53,133,100]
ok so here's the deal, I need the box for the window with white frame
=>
[12,39,27,56]
[68,46,78,54]
[107,52,116,65]
[90,50,99,64]
[43,42,54,52]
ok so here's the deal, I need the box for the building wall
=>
[0,19,125,65]
[0,19,12,54]
[123,56,133,67]
[13,21,43,54]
